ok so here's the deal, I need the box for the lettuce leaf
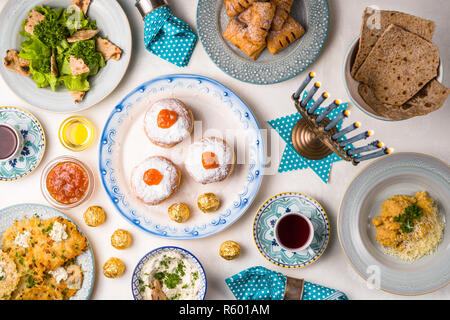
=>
[60,74,90,92]
[16,5,105,96]
[18,35,51,61]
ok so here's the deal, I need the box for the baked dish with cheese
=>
[372,191,444,262]
[0,216,88,300]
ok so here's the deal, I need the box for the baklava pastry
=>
[223,2,275,60]
[267,16,305,54]
[224,0,255,17]
[223,18,266,59]
[271,0,294,31]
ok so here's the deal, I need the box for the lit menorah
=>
[291,72,393,165]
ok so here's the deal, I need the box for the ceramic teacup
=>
[274,212,315,254]
[0,123,23,162]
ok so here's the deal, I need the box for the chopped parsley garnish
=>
[41,223,53,234]
[394,204,424,233]
[164,273,181,289]
[154,272,165,280]
[0,276,4,281]
[25,274,36,288]
[160,259,170,269]
[34,20,70,49]
[170,293,181,300]
[176,261,185,277]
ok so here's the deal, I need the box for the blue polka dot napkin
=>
[268,91,350,183]
[225,266,348,300]
[143,5,197,67]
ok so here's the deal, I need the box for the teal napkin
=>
[225,266,348,300]
[143,5,197,67]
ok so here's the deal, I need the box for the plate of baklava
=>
[197,0,329,84]
[99,74,265,239]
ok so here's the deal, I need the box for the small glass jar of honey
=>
[59,116,95,151]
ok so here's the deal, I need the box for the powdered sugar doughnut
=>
[185,137,235,184]
[131,156,181,205]
[144,99,194,148]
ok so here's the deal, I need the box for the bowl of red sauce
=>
[41,156,94,208]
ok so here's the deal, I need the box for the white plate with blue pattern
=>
[0,203,95,300]
[131,246,207,300]
[0,106,46,181]
[197,0,329,84]
[253,192,330,268]
[99,74,265,239]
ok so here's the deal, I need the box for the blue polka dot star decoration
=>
[143,5,197,67]
[225,266,348,300]
[268,91,349,183]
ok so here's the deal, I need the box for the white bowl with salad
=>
[0,0,131,113]
[132,246,208,300]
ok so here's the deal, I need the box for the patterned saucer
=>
[0,106,46,181]
[253,192,330,268]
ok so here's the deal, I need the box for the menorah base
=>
[291,118,336,160]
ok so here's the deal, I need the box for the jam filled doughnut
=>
[144,98,194,148]
[185,137,235,184]
[131,156,181,205]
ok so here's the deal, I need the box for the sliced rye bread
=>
[351,8,435,77]
[358,80,449,120]
[354,24,439,106]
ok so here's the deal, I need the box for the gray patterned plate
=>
[196,0,329,84]
[0,203,95,300]
[338,153,449,295]
[253,192,330,268]
[0,106,45,181]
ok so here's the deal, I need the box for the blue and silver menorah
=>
[291,72,393,165]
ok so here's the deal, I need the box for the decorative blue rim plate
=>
[0,203,95,300]
[338,153,450,295]
[0,106,46,181]
[131,246,207,300]
[253,192,330,268]
[99,74,265,239]
[196,0,330,84]
[0,0,132,113]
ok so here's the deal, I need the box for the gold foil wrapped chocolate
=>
[111,229,132,250]
[168,203,190,223]
[83,206,106,227]
[197,193,220,213]
[103,257,125,278]
[219,240,241,260]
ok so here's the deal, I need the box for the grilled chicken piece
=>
[67,29,99,43]
[24,10,45,35]
[70,0,91,15]
[69,55,90,76]
[70,91,86,104]
[4,50,31,76]
[96,37,122,61]
[51,49,58,77]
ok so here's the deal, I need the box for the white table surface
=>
[0,0,449,300]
